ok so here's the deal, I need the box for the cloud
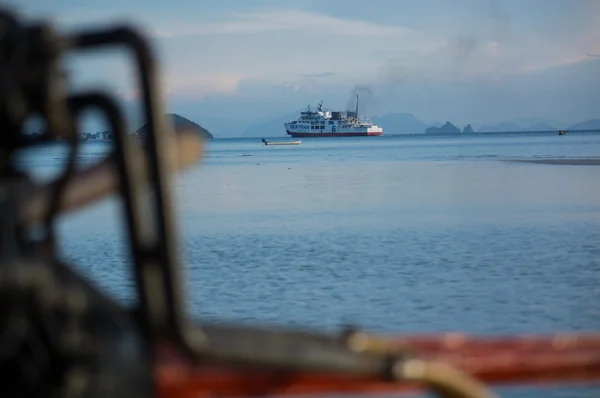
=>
[449,33,480,61]
[389,19,600,82]
[51,7,426,42]
[297,72,336,78]
[154,9,423,39]
[373,0,599,82]
[94,70,254,102]
[40,0,599,123]
[162,73,256,100]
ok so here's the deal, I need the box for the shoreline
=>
[504,158,600,166]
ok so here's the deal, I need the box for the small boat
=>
[262,138,302,146]
[558,129,568,135]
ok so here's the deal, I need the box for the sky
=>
[11,0,600,134]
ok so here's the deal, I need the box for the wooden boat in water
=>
[262,138,302,145]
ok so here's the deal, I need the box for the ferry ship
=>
[284,95,383,137]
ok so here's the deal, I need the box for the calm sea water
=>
[20,132,600,398]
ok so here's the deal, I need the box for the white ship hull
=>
[283,97,383,138]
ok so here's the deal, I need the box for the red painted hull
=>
[286,131,382,137]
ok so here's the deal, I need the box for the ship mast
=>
[355,94,359,120]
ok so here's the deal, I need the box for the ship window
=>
[329,121,333,125]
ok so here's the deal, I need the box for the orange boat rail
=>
[156,332,600,398]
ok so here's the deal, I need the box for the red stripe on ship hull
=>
[286,131,382,137]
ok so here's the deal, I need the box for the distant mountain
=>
[476,118,600,132]
[568,119,600,130]
[243,111,436,136]
[135,113,214,139]
[197,112,295,138]
[477,122,523,133]
[240,111,600,138]
[190,116,250,138]
[426,121,460,134]
[522,122,557,132]
[373,112,432,134]
[242,112,297,137]
[510,118,564,129]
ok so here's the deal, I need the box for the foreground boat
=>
[284,95,383,138]
[157,331,600,398]
[262,138,302,145]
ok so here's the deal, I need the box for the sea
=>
[19,131,600,398]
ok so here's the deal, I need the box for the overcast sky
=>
[13,0,600,130]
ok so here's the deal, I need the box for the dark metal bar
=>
[67,27,205,356]
[19,128,203,227]
[62,90,153,339]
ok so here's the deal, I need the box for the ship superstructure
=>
[284,95,383,137]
